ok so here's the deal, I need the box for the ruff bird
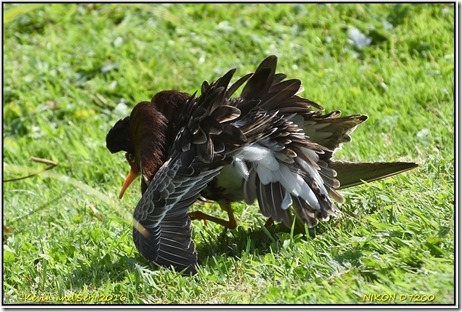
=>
[106,56,417,272]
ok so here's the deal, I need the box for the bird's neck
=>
[151,91,191,144]
[131,91,191,188]
[130,106,168,186]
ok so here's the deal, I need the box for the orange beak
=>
[119,169,139,199]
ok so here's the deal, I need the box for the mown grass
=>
[3,3,454,305]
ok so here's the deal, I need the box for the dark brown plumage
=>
[106,56,417,273]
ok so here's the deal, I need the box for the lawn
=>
[3,3,455,305]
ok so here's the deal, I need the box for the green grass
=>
[3,3,454,305]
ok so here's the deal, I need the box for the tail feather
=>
[232,56,417,228]
[239,55,321,115]
[256,180,293,227]
[330,161,418,189]
[233,56,347,228]
[197,55,417,229]
[304,113,368,159]
[292,195,324,228]
[246,55,278,91]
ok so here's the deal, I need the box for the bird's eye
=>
[126,153,135,164]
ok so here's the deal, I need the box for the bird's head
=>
[106,91,190,198]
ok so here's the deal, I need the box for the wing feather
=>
[129,55,417,273]
[132,58,286,272]
[133,157,221,273]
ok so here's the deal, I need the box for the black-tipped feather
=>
[107,55,418,272]
[131,56,302,270]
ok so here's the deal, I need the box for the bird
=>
[106,55,417,273]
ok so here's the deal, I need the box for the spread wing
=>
[131,66,280,273]
[133,154,221,273]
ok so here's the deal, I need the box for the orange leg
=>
[189,201,237,229]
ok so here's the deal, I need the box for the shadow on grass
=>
[195,221,331,266]
[69,220,344,282]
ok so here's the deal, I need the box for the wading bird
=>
[106,56,417,273]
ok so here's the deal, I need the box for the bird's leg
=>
[189,201,237,229]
